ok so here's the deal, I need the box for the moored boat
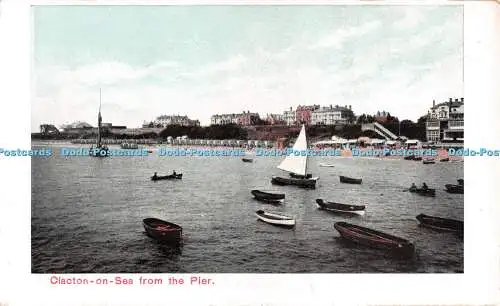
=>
[334,222,415,257]
[242,158,253,163]
[422,159,435,164]
[143,217,183,245]
[271,124,318,189]
[339,175,362,184]
[251,190,285,203]
[413,156,423,161]
[151,173,183,181]
[416,214,463,233]
[271,176,316,189]
[255,210,295,228]
[445,184,464,194]
[318,163,335,167]
[315,199,365,216]
[440,157,450,162]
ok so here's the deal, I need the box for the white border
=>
[1,1,499,305]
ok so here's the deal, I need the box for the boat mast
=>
[304,124,309,175]
[97,88,102,148]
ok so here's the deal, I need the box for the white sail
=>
[277,124,308,176]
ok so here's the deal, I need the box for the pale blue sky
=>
[32,5,463,130]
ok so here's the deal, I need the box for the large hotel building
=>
[426,97,464,143]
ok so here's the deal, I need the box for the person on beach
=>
[422,182,429,190]
[173,170,177,176]
[153,172,157,179]
[410,183,417,191]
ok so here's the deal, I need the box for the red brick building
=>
[295,105,320,125]
[237,111,261,126]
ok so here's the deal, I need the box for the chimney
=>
[461,97,464,103]
[433,100,435,107]
[449,98,452,103]
[349,105,352,110]
[330,104,332,109]
[454,98,458,103]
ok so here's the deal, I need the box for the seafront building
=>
[311,105,354,125]
[295,105,320,125]
[264,113,285,125]
[149,115,200,127]
[426,98,464,143]
[210,111,260,126]
[283,107,296,125]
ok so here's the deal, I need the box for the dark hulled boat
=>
[440,157,450,162]
[271,176,316,189]
[445,184,464,194]
[271,124,318,189]
[151,173,183,181]
[143,218,183,245]
[334,222,415,257]
[315,199,365,216]
[251,190,285,203]
[409,186,436,197]
[242,158,253,163]
[422,159,435,164]
[404,155,414,160]
[416,214,463,233]
[339,175,362,184]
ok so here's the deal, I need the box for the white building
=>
[311,105,354,125]
[210,114,240,125]
[153,115,200,127]
[283,107,296,125]
[426,98,464,142]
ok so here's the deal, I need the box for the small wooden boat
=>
[445,184,464,194]
[334,222,415,256]
[440,157,450,162]
[404,155,414,160]
[143,218,183,245]
[255,210,295,228]
[271,176,317,189]
[413,156,423,161]
[409,186,436,197]
[416,214,463,233]
[251,190,285,203]
[422,159,435,164]
[242,158,253,163]
[315,199,365,216]
[318,163,335,167]
[339,175,362,184]
[151,173,183,181]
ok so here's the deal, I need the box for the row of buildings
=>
[41,97,464,144]
[211,104,356,126]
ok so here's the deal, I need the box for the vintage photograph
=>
[31,5,464,273]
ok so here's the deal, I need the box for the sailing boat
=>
[271,124,318,189]
[89,88,109,157]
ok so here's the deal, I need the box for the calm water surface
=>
[32,144,464,273]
